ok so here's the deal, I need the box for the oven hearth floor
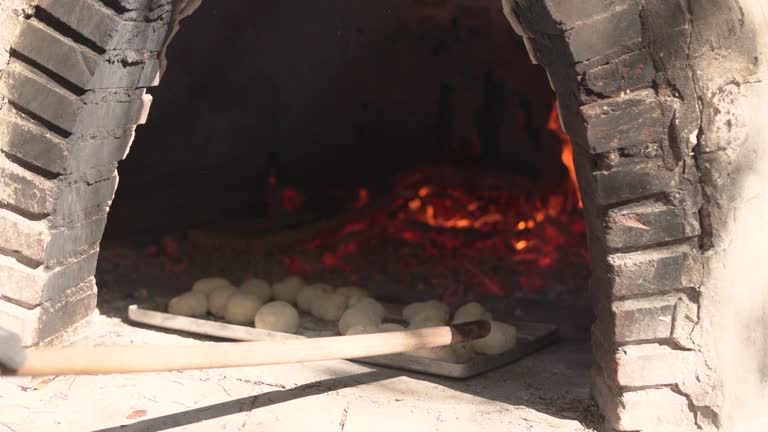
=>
[0,312,597,431]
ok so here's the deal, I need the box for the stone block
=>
[604,199,700,251]
[580,89,665,154]
[583,51,656,97]
[0,277,97,346]
[566,2,641,63]
[0,248,99,307]
[607,244,703,298]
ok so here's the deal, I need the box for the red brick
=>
[0,155,117,222]
[37,0,163,51]
[0,61,148,134]
[0,105,134,174]
[604,199,700,251]
[594,336,699,387]
[12,19,156,90]
[53,172,118,225]
[0,208,50,263]
[566,2,641,63]
[583,51,656,98]
[607,244,703,298]
[0,210,107,267]
[592,367,697,431]
[593,159,680,205]
[0,153,56,216]
[611,294,681,343]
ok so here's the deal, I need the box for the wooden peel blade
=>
[1,320,490,377]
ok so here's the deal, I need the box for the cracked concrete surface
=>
[0,313,597,431]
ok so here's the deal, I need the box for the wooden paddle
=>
[1,320,490,377]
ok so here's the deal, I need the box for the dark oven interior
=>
[97,0,591,338]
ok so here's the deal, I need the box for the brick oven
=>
[0,0,767,431]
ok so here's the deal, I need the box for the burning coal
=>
[276,101,588,304]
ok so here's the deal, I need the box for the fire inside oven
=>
[96,0,590,364]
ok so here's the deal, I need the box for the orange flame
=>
[547,100,582,208]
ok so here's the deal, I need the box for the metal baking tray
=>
[127,304,559,379]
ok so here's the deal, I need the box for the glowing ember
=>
[273,99,588,304]
[279,187,303,213]
[354,187,369,208]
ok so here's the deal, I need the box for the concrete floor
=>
[0,312,598,432]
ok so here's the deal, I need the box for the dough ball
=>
[224,294,264,325]
[208,285,239,318]
[254,301,300,334]
[296,283,334,312]
[310,293,348,321]
[345,325,378,335]
[408,319,445,330]
[403,300,449,324]
[471,321,518,355]
[338,308,382,335]
[452,302,492,324]
[347,297,385,321]
[167,291,208,317]
[408,346,458,363]
[191,277,233,295]
[335,286,369,301]
[239,278,272,303]
[378,323,405,332]
[272,276,305,304]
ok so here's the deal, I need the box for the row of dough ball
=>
[402,300,516,360]
[338,299,517,362]
[168,277,300,333]
[170,277,516,361]
[168,276,373,333]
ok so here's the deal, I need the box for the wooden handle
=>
[2,321,490,377]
